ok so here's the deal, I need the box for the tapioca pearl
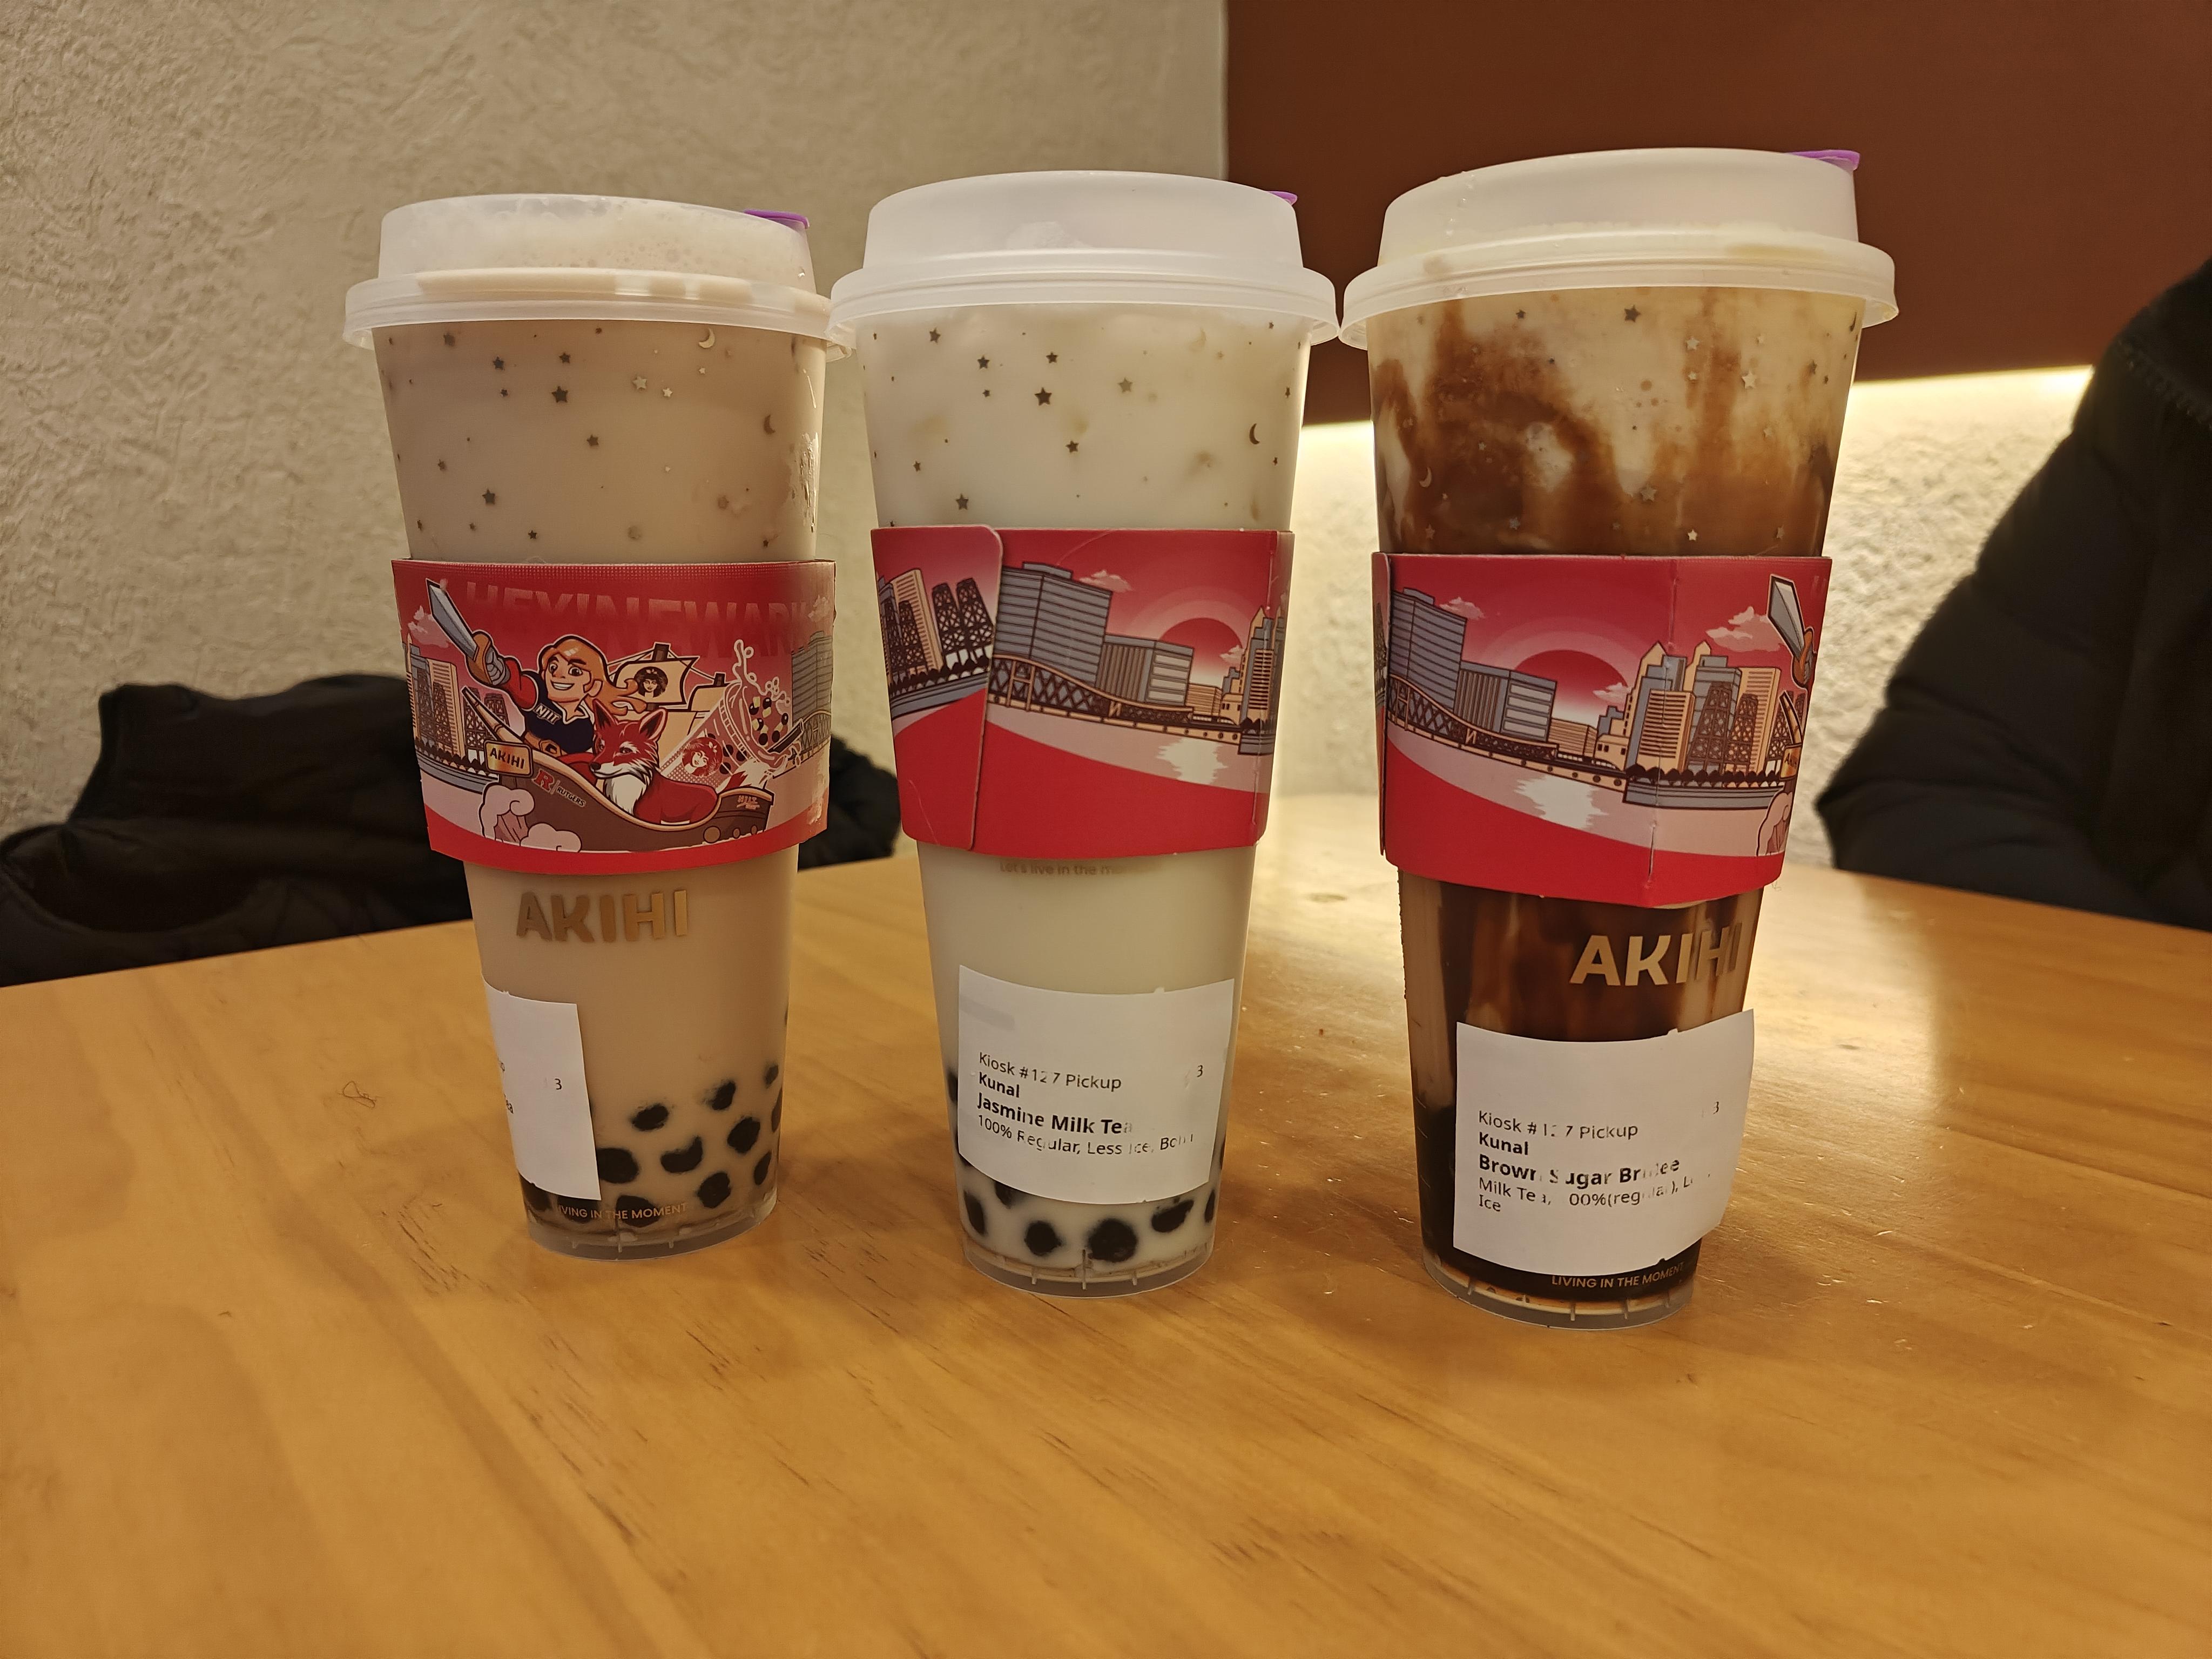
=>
[630,1103,669,1132]
[770,1089,781,1132]
[1023,1219,1063,1258]
[993,1181,1022,1208]
[963,1192,988,1236]
[763,1061,780,1088]
[597,1147,640,1184]
[697,1170,732,1210]
[660,1136,705,1174]
[1150,1198,1193,1234]
[1087,1218,1138,1264]
[752,1150,773,1186]
[727,1116,761,1155]
[519,1176,554,1214]
[706,1079,736,1112]
[614,1195,660,1226]
[1204,1189,1218,1223]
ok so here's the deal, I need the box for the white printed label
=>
[1453,1013,1754,1276]
[956,967,1233,1205]
[483,985,601,1198]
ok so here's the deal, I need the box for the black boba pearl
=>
[943,1065,959,1104]
[519,1176,554,1213]
[770,1089,781,1131]
[706,1079,736,1112]
[993,1181,1021,1208]
[615,1194,660,1226]
[1150,1198,1193,1233]
[763,1061,780,1088]
[697,1170,732,1209]
[596,1147,639,1185]
[1087,1218,1138,1264]
[963,1192,988,1236]
[660,1136,704,1174]
[727,1115,761,1155]
[629,1103,669,1132]
[1023,1219,1063,1257]
[1204,1188,1218,1223]
[752,1150,773,1186]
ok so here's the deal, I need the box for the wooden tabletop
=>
[4,794,2207,1657]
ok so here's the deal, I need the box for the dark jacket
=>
[1819,260,2212,930]
[0,676,901,986]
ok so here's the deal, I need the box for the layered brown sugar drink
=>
[1344,150,1896,1325]
[346,195,837,1257]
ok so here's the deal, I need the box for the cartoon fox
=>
[586,692,718,825]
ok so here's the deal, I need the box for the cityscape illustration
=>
[1381,579,1811,811]
[880,561,1284,757]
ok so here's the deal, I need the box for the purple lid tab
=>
[744,210,811,230]
[1268,190,1299,205]
[1791,150,1861,172]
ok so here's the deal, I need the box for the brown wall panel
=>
[1229,0,2212,423]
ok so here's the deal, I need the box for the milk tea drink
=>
[1344,151,1896,1324]
[833,173,1335,1294]
[346,195,836,1257]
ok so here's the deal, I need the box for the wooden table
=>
[4,795,2207,1656]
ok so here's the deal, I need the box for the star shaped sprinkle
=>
[1685,337,1699,351]
[1687,530,1699,541]
[1741,371,1757,389]
[436,460,446,470]
[928,329,941,342]
[1065,440,1078,452]
[1639,484,1657,502]
[493,357,505,370]
[551,386,568,402]
[1047,353,1057,363]
[442,332,455,346]
[633,377,648,390]
[559,353,570,363]
[912,461,921,471]
[1035,388,1051,404]
[956,495,968,510]
[663,388,672,397]
[482,489,496,505]
[1623,307,1639,322]
[977,356,989,368]
[528,530,538,539]
[587,435,599,447]
[1118,379,1132,393]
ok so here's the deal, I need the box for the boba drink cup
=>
[1343,150,1896,1324]
[832,173,1336,1294]
[345,195,838,1258]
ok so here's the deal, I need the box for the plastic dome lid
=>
[1340,149,1897,348]
[828,171,1338,342]
[343,194,839,348]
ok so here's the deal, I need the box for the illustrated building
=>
[790,631,834,724]
[889,568,944,672]
[1185,683,1222,718]
[1242,610,1282,724]
[1733,665,1782,771]
[1386,589,1466,708]
[1633,688,1694,771]
[1547,718,1598,759]
[1454,662,1557,741]
[1098,635,1195,705]
[416,656,462,756]
[1625,645,1689,771]
[993,562,1115,685]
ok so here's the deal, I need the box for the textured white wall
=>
[1,0,1224,832]
[1275,367,2093,865]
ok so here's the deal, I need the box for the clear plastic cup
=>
[347,194,835,1257]
[833,173,1336,1293]
[1343,150,1896,1323]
